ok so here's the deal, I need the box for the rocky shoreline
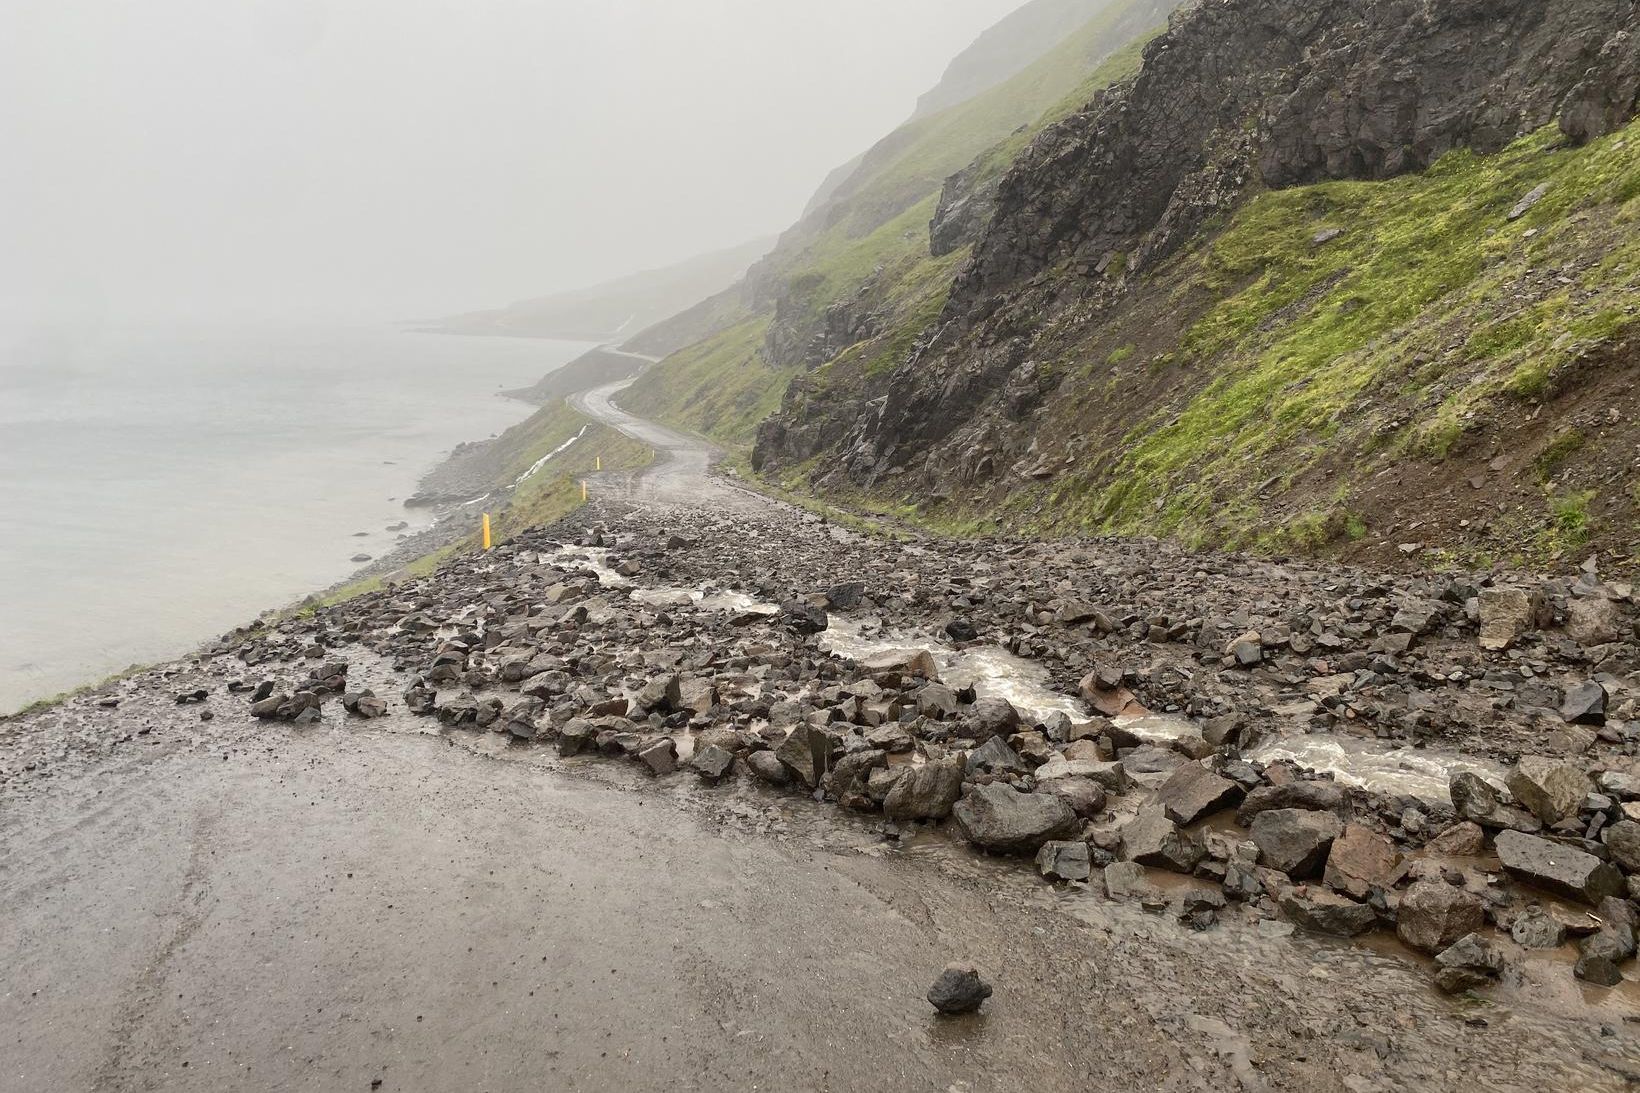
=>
[197,487,1640,1000]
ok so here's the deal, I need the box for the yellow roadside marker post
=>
[581,480,589,501]
[596,455,602,471]
[482,513,492,550]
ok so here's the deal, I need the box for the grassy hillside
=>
[619,0,1172,450]
[912,119,1640,570]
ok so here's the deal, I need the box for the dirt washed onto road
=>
[3,397,1639,1090]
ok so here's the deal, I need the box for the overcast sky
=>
[0,0,1026,325]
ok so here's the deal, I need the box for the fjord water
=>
[0,323,587,713]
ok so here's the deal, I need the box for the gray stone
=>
[1103,861,1161,902]
[1154,763,1243,826]
[1278,886,1377,937]
[1250,809,1342,878]
[882,758,965,822]
[1036,840,1092,882]
[1603,820,1640,872]
[966,735,1028,776]
[962,697,1021,741]
[927,963,991,1015]
[775,723,841,787]
[638,738,677,776]
[557,718,597,757]
[1495,829,1626,905]
[745,749,791,786]
[952,783,1078,854]
[1449,772,1541,832]
[1036,775,1106,819]
[1236,781,1346,825]
[1561,681,1608,726]
[1509,907,1567,949]
[1122,805,1204,874]
[1035,757,1129,793]
[690,744,736,783]
[1433,933,1504,993]
[1397,880,1485,954]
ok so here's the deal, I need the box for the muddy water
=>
[1248,735,1508,803]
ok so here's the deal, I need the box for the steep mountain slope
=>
[753,0,1640,572]
[433,238,770,342]
[619,0,1180,446]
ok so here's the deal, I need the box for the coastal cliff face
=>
[745,0,1640,570]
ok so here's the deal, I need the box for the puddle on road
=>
[1248,734,1507,804]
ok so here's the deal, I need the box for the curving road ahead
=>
[568,379,766,511]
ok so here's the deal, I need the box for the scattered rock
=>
[1397,880,1486,954]
[952,783,1079,854]
[927,963,991,1015]
[1250,809,1342,878]
[1495,830,1625,905]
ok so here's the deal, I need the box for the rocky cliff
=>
[751,0,1640,572]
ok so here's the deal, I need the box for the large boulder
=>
[1506,757,1591,825]
[1250,809,1342,878]
[952,783,1079,854]
[1121,805,1204,874]
[882,758,965,821]
[1397,880,1485,954]
[1154,763,1243,826]
[1323,824,1403,899]
[1495,830,1626,905]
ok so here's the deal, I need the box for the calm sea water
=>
[0,323,588,713]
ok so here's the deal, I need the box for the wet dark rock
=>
[1122,805,1204,874]
[1235,781,1346,825]
[776,723,842,788]
[826,748,886,810]
[782,601,829,635]
[952,782,1078,854]
[690,744,735,783]
[174,688,208,705]
[1397,880,1486,954]
[1562,681,1608,726]
[1278,885,1377,937]
[1153,762,1243,826]
[558,718,597,757]
[249,694,288,720]
[961,697,1021,741]
[1036,840,1092,882]
[927,963,991,1015]
[1250,809,1342,878]
[639,738,678,776]
[824,582,865,610]
[341,690,387,719]
[966,736,1028,777]
[1604,820,1640,872]
[745,749,791,786]
[883,757,966,821]
[1449,773,1541,833]
[1103,861,1162,902]
[1433,933,1504,993]
[1495,829,1626,905]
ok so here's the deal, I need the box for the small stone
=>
[1561,681,1608,726]
[690,744,735,784]
[1122,805,1204,874]
[927,963,991,1015]
[1154,762,1243,826]
[1433,933,1504,993]
[1036,840,1092,882]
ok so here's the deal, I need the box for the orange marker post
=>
[482,513,492,550]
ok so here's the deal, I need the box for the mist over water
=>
[0,324,587,712]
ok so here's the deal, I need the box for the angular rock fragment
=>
[1122,805,1204,874]
[1250,809,1342,878]
[927,963,991,1015]
[1397,880,1485,954]
[953,783,1078,854]
[1154,763,1243,826]
[1495,830,1625,905]
[1036,840,1092,882]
